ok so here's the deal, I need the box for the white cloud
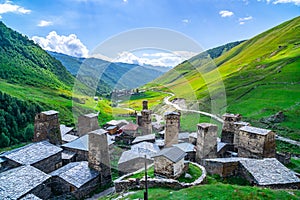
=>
[0,1,31,15]
[182,19,190,24]
[32,31,89,58]
[219,10,234,17]
[37,20,53,27]
[239,16,253,25]
[111,51,197,67]
[259,0,300,5]
[273,0,300,5]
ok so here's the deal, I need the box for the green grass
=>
[126,166,155,179]
[143,16,300,145]
[100,184,300,200]
[177,163,202,183]
[118,90,168,111]
[286,158,300,173]
[276,140,300,155]
[180,112,223,135]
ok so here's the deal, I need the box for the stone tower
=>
[34,110,62,145]
[140,100,152,135]
[78,113,100,137]
[221,113,242,143]
[196,123,218,163]
[164,111,181,147]
[88,129,112,186]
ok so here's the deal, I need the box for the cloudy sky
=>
[0,0,299,67]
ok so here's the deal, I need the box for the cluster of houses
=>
[0,100,299,199]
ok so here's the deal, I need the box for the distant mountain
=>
[48,51,170,95]
[146,16,300,139]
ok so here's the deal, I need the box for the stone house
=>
[172,142,196,162]
[121,123,139,137]
[237,126,276,158]
[0,165,52,199]
[132,133,156,144]
[178,132,190,143]
[152,146,186,179]
[62,135,89,162]
[118,151,153,175]
[50,161,100,199]
[106,125,118,135]
[2,141,63,173]
[239,158,300,189]
[104,119,129,129]
[61,133,114,162]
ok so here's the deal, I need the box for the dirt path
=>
[276,135,300,147]
[163,93,224,123]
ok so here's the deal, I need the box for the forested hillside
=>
[0,91,42,147]
[0,22,74,89]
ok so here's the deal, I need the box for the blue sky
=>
[0,0,299,66]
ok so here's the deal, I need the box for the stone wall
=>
[203,159,242,177]
[33,152,62,173]
[34,111,61,145]
[28,179,52,200]
[51,176,100,199]
[115,162,207,193]
[62,147,88,162]
[154,156,174,178]
[237,130,275,159]
[118,157,153,175]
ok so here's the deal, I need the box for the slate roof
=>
[62,135,89,151]
[83,113,98,118]
[41,110,58,115]
[189,132,197,139]
[204,157,250,163]
[60,124,74,135]
[106,125,117,130]
[3,141,62,165]
[172,143,195,153]
[239,158,300,186]
[62,133,114,151]
[20,194,42,200]
[106,120,128,127]
[178,132,190,140]
[131,142,160,155]
[132,134,155,144]
[0,165,50,199]
[50,161,99,188]
[240,126,271,135]
[61,150,76,160]
[118,150,152,164]
[152,146,186,163]
[164,111,180,116]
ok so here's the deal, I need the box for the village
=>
[0,100,299,199]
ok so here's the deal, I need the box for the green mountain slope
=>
[0,22,74,89]
[0,22,107,148]
[146,16,300,140]
[48,51,169,95]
